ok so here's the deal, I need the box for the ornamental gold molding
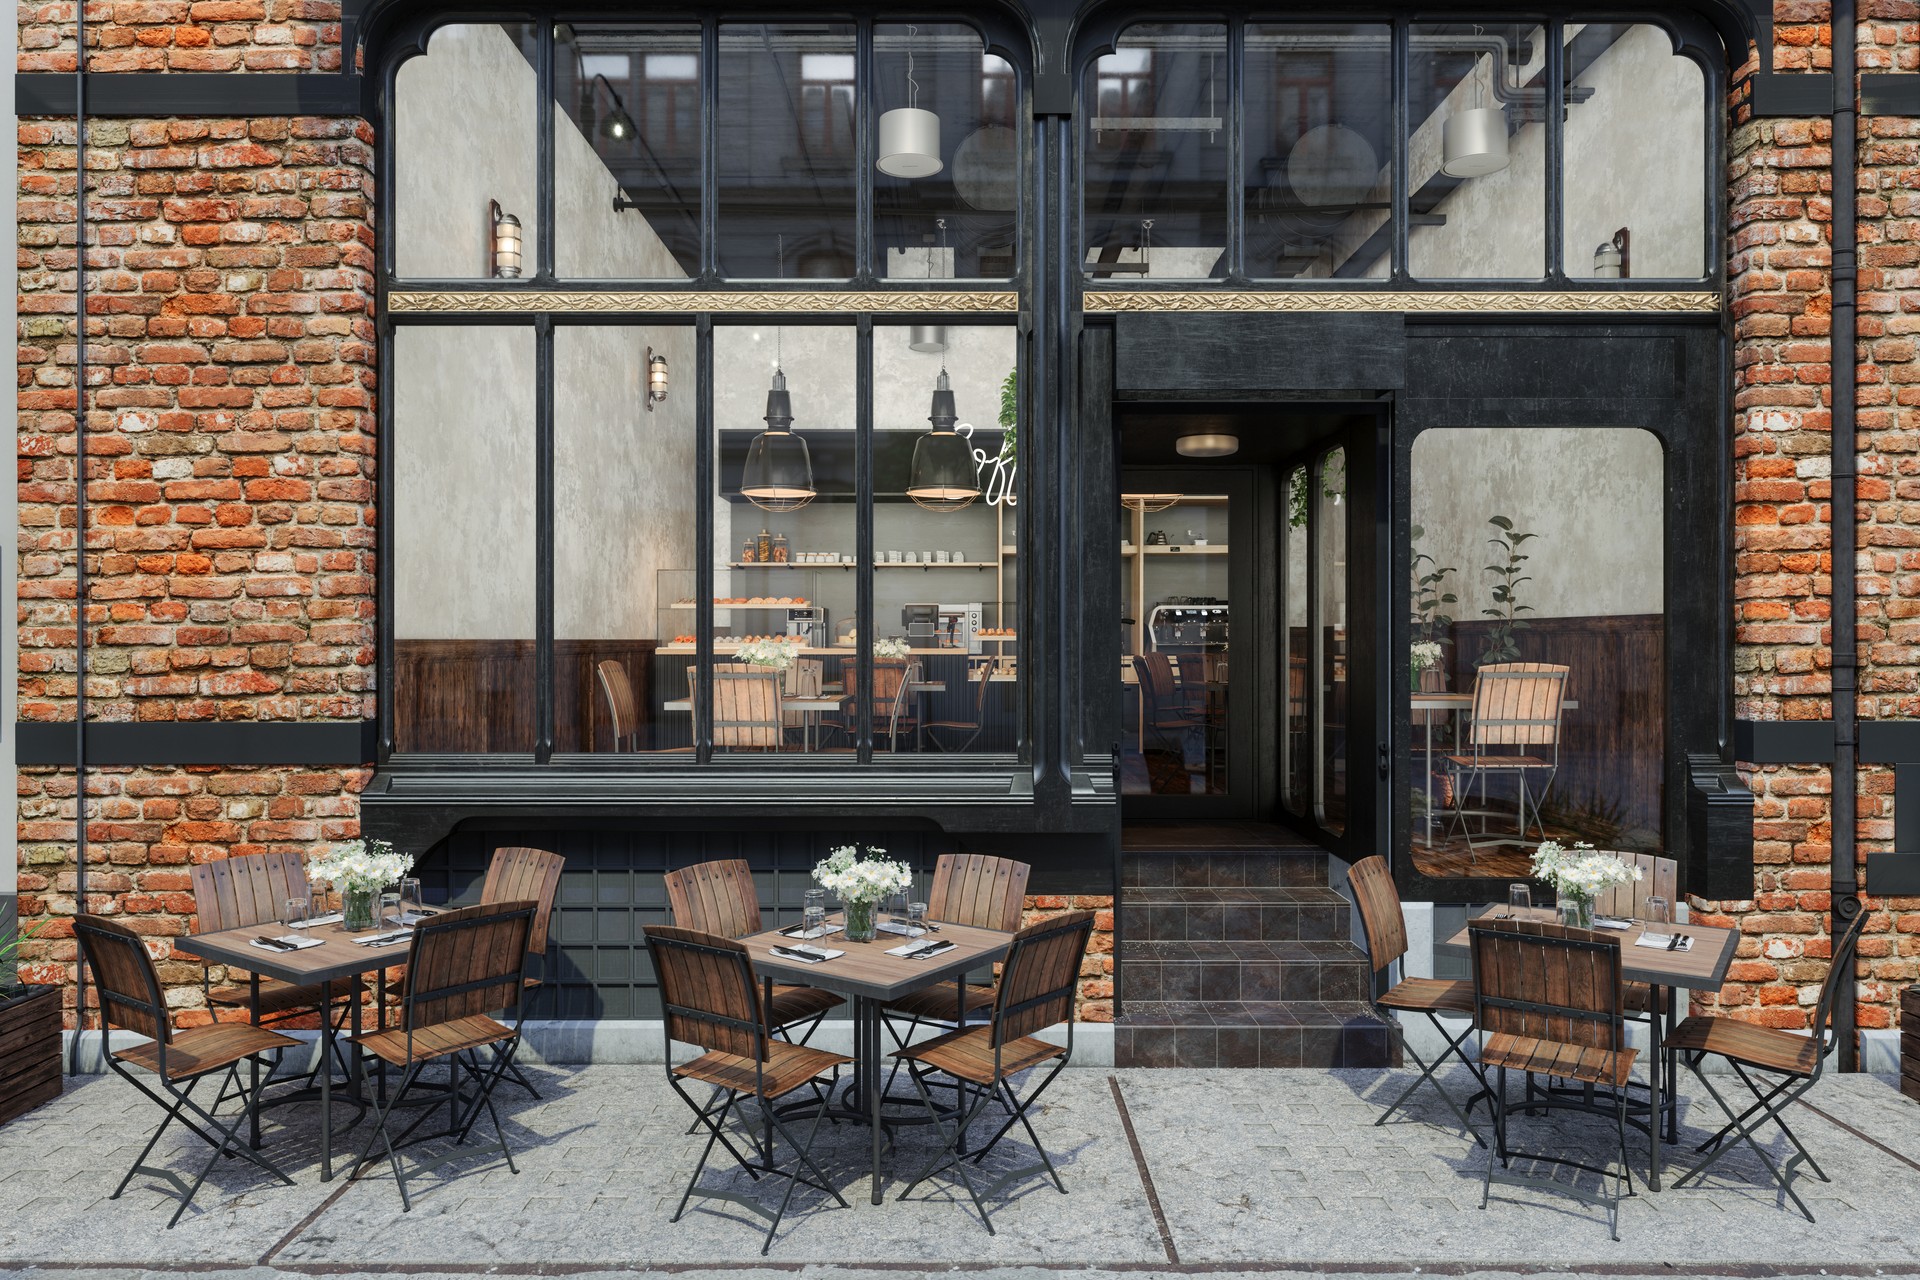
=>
[386,290,1019,314]
[1083,290,1721,314]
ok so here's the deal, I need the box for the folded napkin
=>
[1634,932,1693,951]
[1591,916,1636,931]
[877,921,928,938]
[286,912,343,930]
[777,923,844,941]
[885,939,955,959]
[250,935,323,952]
[354,929,413,948]
[768,944,844,964]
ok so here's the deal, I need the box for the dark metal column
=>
[1830,0,1861,1073]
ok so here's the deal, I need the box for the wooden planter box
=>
[1902,986,1920,1105]
[0,986,62,1126]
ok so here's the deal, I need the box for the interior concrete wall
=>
[1409,426,1663,621]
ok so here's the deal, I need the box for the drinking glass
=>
[803,889,826,937]
[1642,895,1670,926]
[400,876,423,920]
[908,901,927,934]
[1507,883,1532,919]
[379,890,402,927]
[284,896,308,928]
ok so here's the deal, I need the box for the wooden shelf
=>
[728,562,848,569]
[1142,545,1227,555]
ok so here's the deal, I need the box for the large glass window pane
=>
[875,24,1018,280]
[1316,449,1346,832]
[1408,22,1546,279]
[1563,23,1706,279]
[875,323,1020,753]
[554,24,702,279]
[1083,23,1228,281]
[1407,428,1665,878]
[555,325,696,755]
[1244,24,1393,280]
[718,23,858,278]
[1120,493,1230,795]
[1283,467,1310,814]
[393,326,535,752]
[710,325,856,753]
[395,23,539,280]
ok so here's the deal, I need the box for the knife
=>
[907,940,956,959]
[254,935,295,951]
[772,944,830,962]
[1667,933,1681,951]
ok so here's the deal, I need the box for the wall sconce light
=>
[489,199,522,278]
[645,346,669,411]
[1594,227,1631,279]
[593,73,637,142]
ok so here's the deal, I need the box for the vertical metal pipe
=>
[533,315,555,761]
[855,315,874,760]
[66,0,90,1074]
[1830,0,1860,1072]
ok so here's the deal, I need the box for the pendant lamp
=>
[1441,45,1511,179]
[909,218,949,353]
[741,369,815,512]
[907,369,979,512]
[877,26,942,177]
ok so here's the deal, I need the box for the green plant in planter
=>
[1287,454,1347,529]
[1478,514,1536,665]
[1410,522,1458,648]
[0,918,44,998]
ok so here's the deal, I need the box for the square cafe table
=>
[1438,905,1737,1190]
[737,915,1014,1205]
[183,915,420,1180]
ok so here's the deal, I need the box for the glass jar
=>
[772,533,789,563]
[741,538,757,563]
[756,528,774,562]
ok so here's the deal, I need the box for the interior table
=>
[662,696,845,750]
[183,915,421,1180]
[1437,905,1736,1189]
[738,916,1013,1205]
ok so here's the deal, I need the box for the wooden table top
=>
[1438,905,1737,989]
[739,916,1013,1003]
[185,915,419,987]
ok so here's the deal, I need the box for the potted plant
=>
[1478,514,1536,666]
[0,916,62,1126]
[1410,523,1457,690]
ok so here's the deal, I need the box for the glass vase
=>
[342,886,378,932]
[1410,664,1423,692]
[1558,893,1594,931]
[843,898,877,943]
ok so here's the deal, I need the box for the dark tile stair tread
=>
[1123,885,1349,905]
[1122,821,1322,854]
[1118,1000,1387,1030]
[1119,939,1370,963]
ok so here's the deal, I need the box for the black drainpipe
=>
[1830,0,1861,1073]
[65,5,91,1075]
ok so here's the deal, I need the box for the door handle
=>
[1378,743,1391,779]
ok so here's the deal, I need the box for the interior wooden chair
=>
[1470,917,1637,1241]
[1132,653,1204,757]
[349,901,538,1212]
[645,924,852,1255]
[74,915,299,1228]
[820,658,919,752]
[1445,662,1570,858]
[881,854,1030,1054]
[893,910,1095,1234]
[1348,856,1485,1145]
[922,659,993,752]
[663,858,843,1041]
[596,659,641,752]
[1668,907,1868,1222]
[781,658,824,746]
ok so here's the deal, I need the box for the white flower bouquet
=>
[1410,641,1443,671]
[872,637,912,661]
[1531,839,1637,928]
[733,635,801,670]
[813,844,913,942]
[307,839,414,931]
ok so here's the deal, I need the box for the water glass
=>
[284,896,308,928]
[1507,883,1532,919]
[400,876,423,918]
[802,888,826,936]
[379,890,402,927]
[1642,895,1670,926]
[908,901,927,933]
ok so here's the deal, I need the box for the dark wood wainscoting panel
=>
[1442,614,1664,838]
[558,640,658,754]
[394,640,536,754]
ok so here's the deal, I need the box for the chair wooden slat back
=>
[992,910,1094,1046]
[193,851,311,934]
[644,924,766,1060]
[596,659,639,751]
[1469,663,1569,749]
[663,858,765,940]
[712,663,784,749]
[1592,852,1678,921]
[1470,918,1623,1051]
[74,914,171,1045]
[1347,855,1407,973]
[481,846,565,958]
[783,659,824,728]
[404,901,536,1032]
[927,853,1030,933]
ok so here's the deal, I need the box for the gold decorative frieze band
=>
[387,290,1020,314]
[1083,290,1721,314]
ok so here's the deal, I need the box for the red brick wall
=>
[14,114,374,1025]
[19,0,346,73]
[1023,895,1116,1023]
[1715,4,1919,1036]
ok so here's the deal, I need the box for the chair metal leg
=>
[167,1060,294,1229]
[1373,1011,1486,1146]
[899,1063,998,1235]
[1672,1055,1817,1221]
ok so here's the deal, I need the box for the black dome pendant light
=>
[907,365,980,512]
[741,235,815,512]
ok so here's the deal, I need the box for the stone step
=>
[1114,999,1398,1068]
[1119,939,1372,1004]
[1119,885,1353,943]
[1122,851,1329,889]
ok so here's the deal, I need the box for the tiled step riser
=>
[1125,960,1369,1004]
[1114,1022,1399,1069]
[1120,901,1347,943]
[1122,853,1326,889]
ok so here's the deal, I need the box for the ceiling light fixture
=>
[910,218,949,353]
[907,367,980,512]
[741,236,815,512]
[1442,36,1512,178]
[877,25,943,177]
[1176,433,1239,458]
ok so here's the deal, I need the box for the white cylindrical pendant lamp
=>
[877,107,943,178]
[1441,106,1510,178]
[909,324,948,353]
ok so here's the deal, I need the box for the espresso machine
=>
[784,605,827,646]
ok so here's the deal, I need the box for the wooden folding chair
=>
[480,846,565,1098]
[664,859,844,1042]
[645,925,851,1254]
[74,915,299,1228]
[1470,917,1637,1241]
[1445,663,1569,858]
[1668,907,1867,1221]
[880,854,1030,1079]
[348,901,537,1211]
[1348,856,1486,1145]
[893,910,1094,1234]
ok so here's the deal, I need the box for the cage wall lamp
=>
[489,199,522,278]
